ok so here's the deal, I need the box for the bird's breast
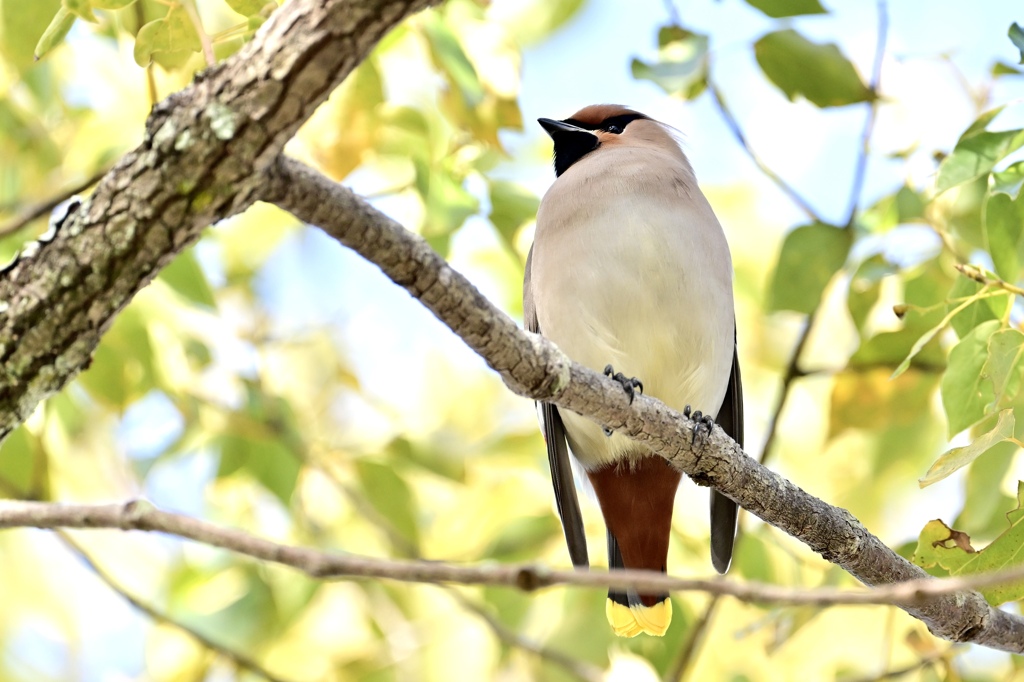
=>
[531,163,734,469]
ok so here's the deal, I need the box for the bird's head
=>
[538,105,678,177]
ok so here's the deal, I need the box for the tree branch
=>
[0,0,438,441]
[3,499,1024,616]
[257,155,1024,653]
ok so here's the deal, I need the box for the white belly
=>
[531,186,734,469]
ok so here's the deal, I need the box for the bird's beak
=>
[538,118,593,140]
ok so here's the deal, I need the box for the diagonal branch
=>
[258,155,1024,653]
[0,0,438,442]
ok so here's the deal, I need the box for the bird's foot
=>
[682,405,716,448]
[603,365,643,404]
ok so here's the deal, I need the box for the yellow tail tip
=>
[606,598,672,637]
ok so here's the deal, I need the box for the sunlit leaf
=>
[985,188,1024,282]
[422,15,484,106]
[158,249,216,309]
[0,426,35,497]
[847,254,896,335]
[993,61,1023,77]
[985,329,1024,409]
[754,29,873,107]
[920,410,1015,487]
[355,459,420,548]
[631,26,708,99]
[133,6,201,68]
[913,485,1024,605]
[33,6,76,60]
[62,0,97,22]
[830,368,937,439]
[767,222,851,314]
[948,276,1009,339]
[744,0,826,18]
[488,180,537,256]
[992,160,1024,200]
[936,112,1024,193]
[941,319,1000,436]
[223,0,265,16]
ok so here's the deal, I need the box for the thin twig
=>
[446,590,604,682]
[844,0,889,228]
[663,596,719,682]
[955,263,1024,298]
[305,452,603,681]
[758,309,817,464]
[56,531,292,682]
[4,500,1024,608]
[182,0,216,67]
[0,168,109,238]
[759,1,889,465]
[707,82,820,222]
[839,649,949,682]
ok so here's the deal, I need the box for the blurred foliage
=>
[3,0,1024,681]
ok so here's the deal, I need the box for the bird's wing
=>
[524,246,589,568]
[710,331,743,573]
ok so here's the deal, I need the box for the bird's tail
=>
[605,531,672,637]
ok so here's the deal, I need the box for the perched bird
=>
[523,104,743,638]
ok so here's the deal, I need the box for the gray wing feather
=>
[524,246,589,568]
[710,332,742,573]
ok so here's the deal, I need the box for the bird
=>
[523,104,743,638]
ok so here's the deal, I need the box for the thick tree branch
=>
[259,156,1024,653]
[0,0,437,441]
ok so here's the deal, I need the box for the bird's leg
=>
[682,405,716,448]
[603,364,643,403]
[602,364,644,437]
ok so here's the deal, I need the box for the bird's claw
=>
[603,364,644,404]
[683,406,716,448]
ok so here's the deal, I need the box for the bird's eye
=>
[605,125,623,134]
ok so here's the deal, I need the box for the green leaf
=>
[62,0,96,22]
[936,112,1024,193]
[488,180,538,255]
[355,460,419,548]
[893,282,1002,379]
[941,319,1000,436]
[419,164,479,243]
[744,0,826,18]
[985,191,1024,281]
[158,249,216,308]
[217,432,300,505]
[77,307,157,409]
[631,26,708,99]
[0,426,35,497]
[754,29,873,108]
[34,6,76,60]
[913,485,1024,605]
[133,6,201,68]
[223,0,264,17]
[948,276,1009,339]
[920,409,1015,487]
[847,254,896,335]
[993,61,1023,77]
[1010,22,1024,64]
[985,329,1024,409]
[421,16,484,106]
[767,222,851,314]
[992,161,1024,200]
